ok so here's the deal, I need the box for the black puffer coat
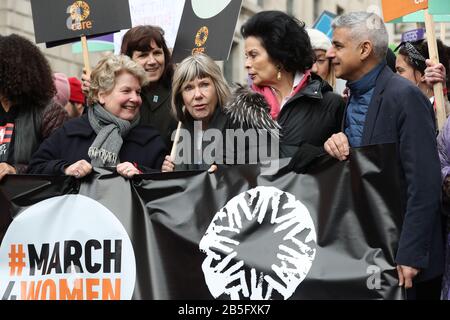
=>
[278,74,345,172]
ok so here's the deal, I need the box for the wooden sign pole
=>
[441,23,447,42]
[424,11,446,131]
[81,35,91,77]
[170,121,183,160]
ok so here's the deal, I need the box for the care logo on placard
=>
[0,195,136,300]
[193,26,209,55]
[66,1,93,31]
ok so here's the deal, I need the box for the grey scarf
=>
[88,104,140,167]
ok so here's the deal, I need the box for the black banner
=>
[0,144,404,300]
[30,0,131,44]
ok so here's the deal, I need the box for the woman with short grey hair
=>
[171,53,231,127]
[162,53,231,171]
[162,53,279,172]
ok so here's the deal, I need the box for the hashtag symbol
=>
[8,244,26,276]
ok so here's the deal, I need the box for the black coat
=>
[139,83,178,150]
[279,74,345,172]
[355,66,443,281]
[175,107,229,171]
[174,88,280,171]
[0,100,68,174]
[28,114,166,175]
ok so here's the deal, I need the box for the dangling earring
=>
[277,66,282,81]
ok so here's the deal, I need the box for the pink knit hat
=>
[53,73,70,106]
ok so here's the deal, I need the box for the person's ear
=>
[98,91,106,105]
[360,41,373,61]
[417,70,426,83]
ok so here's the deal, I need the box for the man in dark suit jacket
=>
[323,12,443,295]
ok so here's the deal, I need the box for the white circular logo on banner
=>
[200,187,317,300]
[191,0,232,19]
[0,195,136,300]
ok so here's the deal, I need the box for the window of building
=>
[287,0,294,15]
[313,0,320,21]
[223,42,237,84]
[394,22,424,36]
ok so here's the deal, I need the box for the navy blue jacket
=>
[28,114,167,175]
[345,66,444,281]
